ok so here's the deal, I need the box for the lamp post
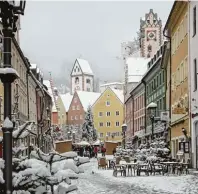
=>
[68,131,71,140]
[72,131,76,143]
[122,124,127,149]
[0,1,26,192]
[146,102,157,140]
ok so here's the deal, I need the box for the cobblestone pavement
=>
[71,160,198,194]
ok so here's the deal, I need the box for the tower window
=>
[86,79,90,84]
[148,45,152,52]
[75,77,79,84]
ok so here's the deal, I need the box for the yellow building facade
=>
[164,1,189,158]
[56,96,67,127]
[92,87,124,142]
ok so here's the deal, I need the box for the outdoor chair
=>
[116,156,121,164]
[151,163,164,175]
[98,158,108,169]
[113,165,126,177]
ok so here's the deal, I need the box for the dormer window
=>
[75,77,79,84]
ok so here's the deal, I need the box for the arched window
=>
[148,45,152,52]
[75,77,79,84]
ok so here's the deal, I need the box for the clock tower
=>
[140,9,162,58]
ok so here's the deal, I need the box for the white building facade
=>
[189,1,198,169]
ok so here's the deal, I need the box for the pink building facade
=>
[125,82,146,145]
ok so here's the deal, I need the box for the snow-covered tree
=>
[0,122,90,193]
[82,105,96,142]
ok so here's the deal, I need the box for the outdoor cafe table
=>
[115,162,138,176]
[161,162,178,174]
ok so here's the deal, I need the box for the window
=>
[106,101,110,106]
[71,116,73,120]
[99,122,103,127]
[106,122,111,127]
[162,71,165,83]
[193,6,197,36]
[159,73,162,85]
[100,133,103,138]
[194,59,197,91]
[99,112,103,117]
[75,115,78,120]
[86,79,90,84]
[115,121,120,127]
[171,35,175,55]
[156,75,159,87]
[177,67,180,85]
[106,112,111,116]
[72,106,75,110]
[180,62,184,82]
[184,57,188,78]
[77,105,80,110]
[184,14,188,36]
[180,20,184,42]
[116,111,119,116]
[75,77,79,84]
[80,115,83,120]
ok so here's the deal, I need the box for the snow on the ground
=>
[71,158,198,194]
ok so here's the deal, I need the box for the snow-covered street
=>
[72,159,198,194]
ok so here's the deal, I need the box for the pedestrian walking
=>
[101,146,106,157]
[94,146,98,158]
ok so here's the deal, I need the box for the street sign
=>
[161,111,169,122]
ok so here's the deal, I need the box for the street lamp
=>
[68,131,71,140]
[72,131,76,143]
[0,1,26,192]
[122,123,127,149]
[147,102,157,140]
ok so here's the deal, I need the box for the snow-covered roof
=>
[60,93,73,112]
[126,57,150,83]
[77,91,101,111]
[30,64,37,69]
[100,82,123,87]
[43,80,57,112]
[111,89,124,104]
[76,58,93,75]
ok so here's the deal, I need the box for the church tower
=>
[70,58,94,94]
[140,9,163,58]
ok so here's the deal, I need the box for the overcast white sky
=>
[20,1,173,85]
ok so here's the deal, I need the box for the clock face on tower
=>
[147,30,156,41]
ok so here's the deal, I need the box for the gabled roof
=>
[111,88,124,104]
[77,91,101,111]
[43,80,57,112]
[126,57,150,83]
[60,93,73,112]
[92,87,124,107]
[71,58,93,76]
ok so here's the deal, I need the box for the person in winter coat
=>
[101,146,106,156]
[94,146,98,158]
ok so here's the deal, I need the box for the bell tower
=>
[139,9,163,58]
